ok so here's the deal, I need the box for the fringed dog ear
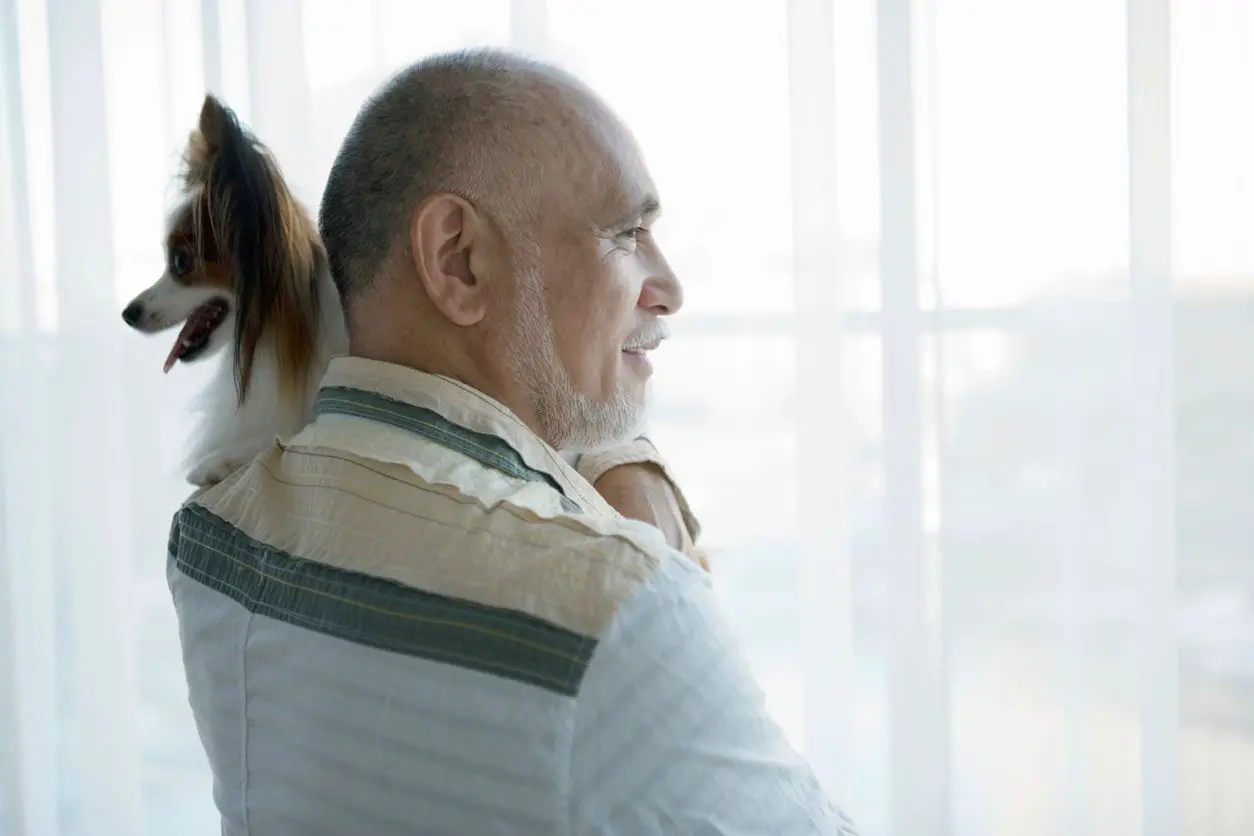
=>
[193,97,320,406]
[180,95,228,190]
[232,153,322,407]
[198,94,228,138]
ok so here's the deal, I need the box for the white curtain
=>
[2,0,1252,834]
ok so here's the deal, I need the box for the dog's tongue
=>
[162,303,219,373]
[163,322,197,373]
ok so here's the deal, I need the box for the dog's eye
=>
[169,249,193,276]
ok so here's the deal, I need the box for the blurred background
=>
[2,0,1252,834]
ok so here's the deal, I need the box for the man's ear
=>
[409,193,488,327]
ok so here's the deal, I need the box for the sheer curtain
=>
[2,0,1252,834]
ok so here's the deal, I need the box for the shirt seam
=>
[238,609,254,832]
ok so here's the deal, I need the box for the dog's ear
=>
[220,126,320,407]
[198,94,229,143]
[182,95,233,188]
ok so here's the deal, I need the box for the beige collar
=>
[315,357,615,516]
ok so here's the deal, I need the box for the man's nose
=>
[121,301,144,327]
[640,258,684,316]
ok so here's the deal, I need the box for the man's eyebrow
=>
[598,195,662,234]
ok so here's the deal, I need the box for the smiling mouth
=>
[163,298,229,372]
[621,343,658,376]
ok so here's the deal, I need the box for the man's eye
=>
[618,227,647,246]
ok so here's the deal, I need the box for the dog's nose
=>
[121,301,144,327]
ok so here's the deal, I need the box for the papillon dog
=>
[121,94,347,487]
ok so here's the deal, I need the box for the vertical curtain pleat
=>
[786,0,856,810]
[44,0,143,832]
[241,0,314,205]
[200,0,222,99]
[876,0,947,833]
[2,0,61,832]
[1127,0,1180,834]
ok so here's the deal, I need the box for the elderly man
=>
[167,48,856,834]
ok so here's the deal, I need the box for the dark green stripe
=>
[169,504,597,696]
[315,385,579,512]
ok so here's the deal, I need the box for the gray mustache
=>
[622,321,671,350]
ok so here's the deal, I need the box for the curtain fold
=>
[1126,1,1179,833]
[2,0,63,832]
[786,0,853,811]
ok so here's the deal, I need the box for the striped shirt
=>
[167,356,856,835]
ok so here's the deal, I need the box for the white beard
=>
[505,265,644,453]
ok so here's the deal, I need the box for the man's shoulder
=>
[174,437,682,643]
[168,439,693,699]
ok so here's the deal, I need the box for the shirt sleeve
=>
[568,554,858,836]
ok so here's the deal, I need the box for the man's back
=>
[169,358,854,834]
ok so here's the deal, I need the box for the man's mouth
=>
[621,326,668,377]
[622,324,669,355]
[621,342,659,355]
[163,298,230,372]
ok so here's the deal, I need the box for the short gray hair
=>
[318,48,577,307]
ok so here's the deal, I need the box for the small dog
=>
[121,95,347,486]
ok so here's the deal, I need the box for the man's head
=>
[319,49,683,452]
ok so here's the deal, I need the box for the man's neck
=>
[346,337,552,451]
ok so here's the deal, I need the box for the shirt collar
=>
[313,357,614,515]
